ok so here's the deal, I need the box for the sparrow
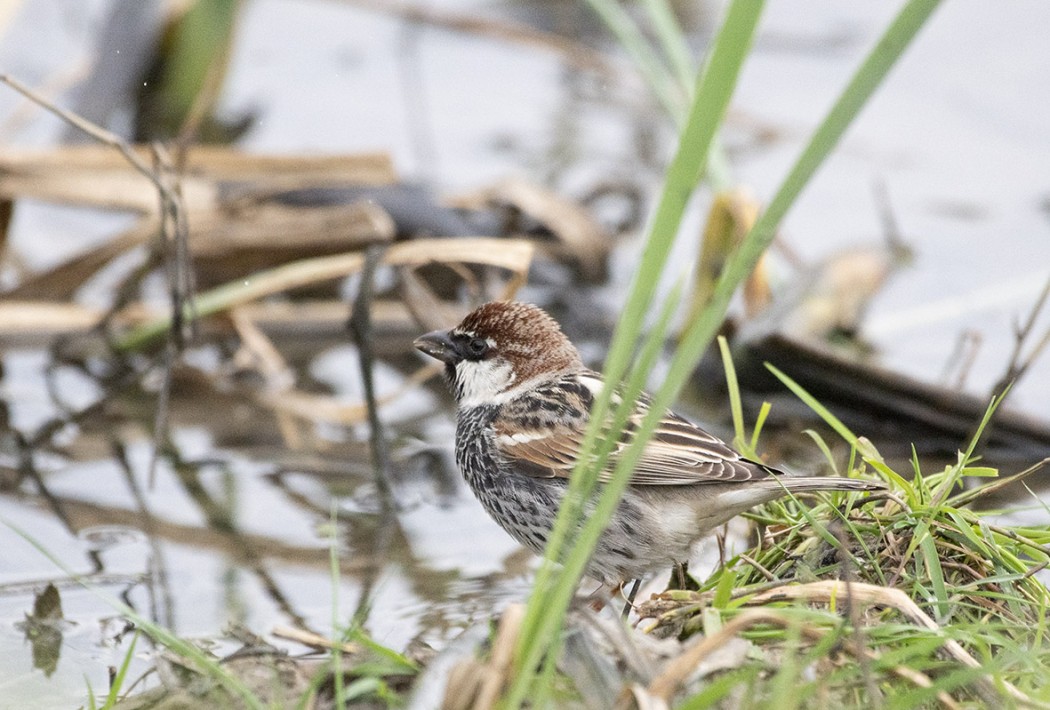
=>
[414,301,884,586]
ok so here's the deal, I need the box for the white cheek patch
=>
[456,359,517,408]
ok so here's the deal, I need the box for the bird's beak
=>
[413,330,459,364]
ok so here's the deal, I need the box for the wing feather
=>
[492,373,775,486]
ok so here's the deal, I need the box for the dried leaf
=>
[451,177,609,281]
[0,300,104,339]
[114,237,534,351]
[0,145,396,212]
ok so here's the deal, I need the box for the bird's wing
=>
[492,374,775,486]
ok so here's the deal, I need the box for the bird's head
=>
[413,301,583,407]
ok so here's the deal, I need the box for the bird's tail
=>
[770,477,886,494]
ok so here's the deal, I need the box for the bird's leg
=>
[675,561,688,589]
[621,579,641,619]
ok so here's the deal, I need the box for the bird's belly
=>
[472,473,563,556]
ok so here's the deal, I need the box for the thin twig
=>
[966,277,1050,460]
[151,143,196,346]
[147,342,175,489]
[0,74,163,192]
[348,245,396,510]
[271,625,358,654]
[621,579,641,618]
[947,457,1050,508]
[346,245,400,629]
[873,179,904,251]
[0,74,196,493]
[989,276,1050,402]
[939,329,982,390]
[111,439,175,630]
[14,432,73,533]
[738,553,777,582]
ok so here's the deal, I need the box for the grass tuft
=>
[637,387,1050,707]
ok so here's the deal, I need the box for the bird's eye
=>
[467,338,489,357]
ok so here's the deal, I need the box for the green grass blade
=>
[102,631,139,709]
[512,284,683,691]
[766,363,913,494]
[663,0,944,413]
[749,401,771,454]
[548,0,765,586]
[345,628,418,673]
[802,429,839,475]
[639,0,695,90]
[765,363,858,446]
[962,388,1009,464]
[86,676,98,710]
[596,0,765,397]
[736,0,943,278]
[712,566,737,609]
[509,0,946,704]
[717,335,746,449]
[677,667,759,709]
[342,677,382,702]
[508,3,765,703]
[919,534,950,622]
[668,0,946,400]
[583,0,682,117]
